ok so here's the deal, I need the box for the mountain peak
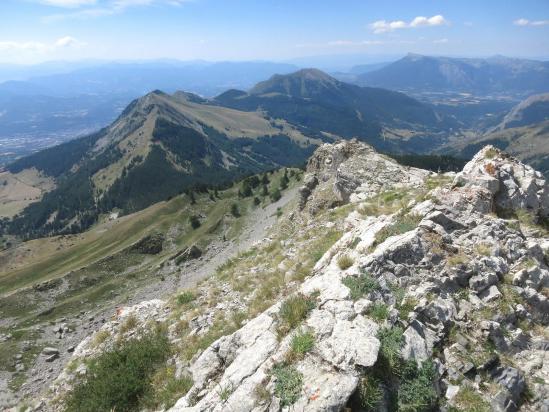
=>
[249,68,340,98]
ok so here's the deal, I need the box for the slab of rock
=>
[317,315,379,370]
[42,347,59,356]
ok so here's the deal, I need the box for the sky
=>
[0,0,548,64]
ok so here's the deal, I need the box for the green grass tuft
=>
[397,360,437,412]
[272,363,303,407]
[277,294,315,337]
[356,375,383,410]
[287,330,315,362]
[342,271,380,300]
[367,302,389,322]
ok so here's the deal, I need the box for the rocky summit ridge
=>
[43,141,548,412]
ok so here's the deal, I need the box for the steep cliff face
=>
[46,143,548,412]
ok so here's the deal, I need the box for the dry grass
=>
[447,251,469,267]
[337,254,354,270]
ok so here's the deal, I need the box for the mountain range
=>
[0,69,454,238]
[355,53,549,96]
[3,63,549,239]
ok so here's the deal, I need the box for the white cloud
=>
[44,0,191,21]
[370,14,449,34]
[433,38,448,44]
[0,36,84,53]
[514,18,549,26]
[55,36,81,47]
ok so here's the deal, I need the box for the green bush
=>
[189,215,201,229]
[65,330,173,412]
[277,294,315,336]
[377,326,404,376]
[176,291,195,305]
[270,187,282,202]
[342,271,380,300]
[287,330,315,362]
[367,302,389,322]
[398,360,437,412]
[230,203,240,217]
[272,363,303,407]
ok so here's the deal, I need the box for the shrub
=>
[397,360,437,412]
[272,363,303,407]
[367,302,389,322]
[189,215,201,229]
[277,294,315,336]
[270,187,281,202]
[176,291,195,305]
[377,326,404,376]
[65,330,171,412]
[287,330,315,362]
[253,197,261,206]
[342,271,380,300]
[230,203,240,217]
[254,383,271,405]
[337,254,354,270]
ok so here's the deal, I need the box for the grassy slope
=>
[0,168,302,396]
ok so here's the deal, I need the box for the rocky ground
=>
[19,141,549,411]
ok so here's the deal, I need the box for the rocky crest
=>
[45,143,548,412]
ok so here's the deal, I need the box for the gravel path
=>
[4,186,299,408]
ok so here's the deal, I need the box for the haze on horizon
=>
[0,0,548,66]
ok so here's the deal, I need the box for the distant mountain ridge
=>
[356,53,549,96]
[216,68,449,152]
[495,92,549,130]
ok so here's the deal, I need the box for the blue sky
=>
[0,0,548,64]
